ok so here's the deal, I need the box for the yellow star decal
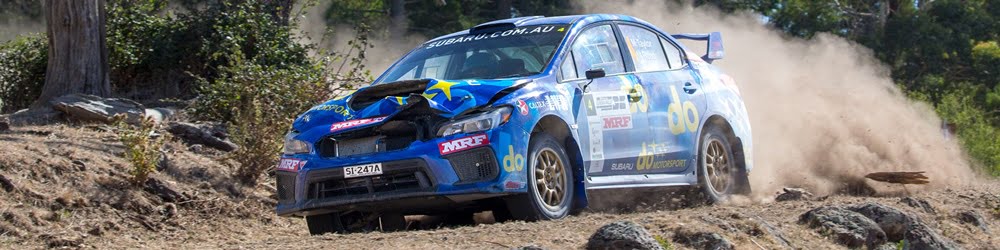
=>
[425,80,459,101]
[558,27,565,32]
[422,92,438,100]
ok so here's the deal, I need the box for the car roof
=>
[424,14,654,44]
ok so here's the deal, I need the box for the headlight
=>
[283,132,311,155]
[437,107,512,137]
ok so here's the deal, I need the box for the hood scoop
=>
[349,79,430,110]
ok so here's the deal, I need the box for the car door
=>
[559,24,649,176]
[619,24,707,174]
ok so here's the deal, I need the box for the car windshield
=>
[376,24,569,84]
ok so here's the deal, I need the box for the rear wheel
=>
[696,125,750,204]
[504,133,574,221]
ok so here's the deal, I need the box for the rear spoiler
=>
[672,32,724,63]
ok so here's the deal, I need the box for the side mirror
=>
[585,69,606,79]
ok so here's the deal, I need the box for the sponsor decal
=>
[666,86,700,135]
[516,100,529,116]
[636,142,686,171]
[502,145,526,172]
[425,25,566,49]
[504,180,526,190]
[277,158,307,172]
[602,115,632,130]
[610,162,634,171]
[590,93,631,116]
[330,116,387,132]
[311,104,352,118]
[438,134,490,155]
[620,84,649,113]
[525,95,570,112]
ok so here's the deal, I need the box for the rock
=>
[0,119,8,132]
[161,203,178,218]
[899,197,936,213]
[0,174,14,192]
[166,122,237,152]
[957,210,989,233]
[145,177,187,202]
[586,221,663,250]
[799,206,887,248]
[775,187,813,201]
[515,245,545,250]
[672,230,734,250]
[7,107,62,126]
[143,107,178,124]
[51,93,146,124]
[846,203,959,249]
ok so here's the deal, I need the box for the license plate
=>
[343,163,382,178]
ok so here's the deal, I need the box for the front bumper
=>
[275,134,517,217]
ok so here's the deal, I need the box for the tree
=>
[33,0,111,107]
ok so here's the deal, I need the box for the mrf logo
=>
[602,115,632,130]
[330,116,386,132]
[277,158,307,172]
[438,134,489,155]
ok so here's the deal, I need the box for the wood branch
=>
[865,171,930,185]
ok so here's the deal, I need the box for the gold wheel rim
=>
[705,139,731,194]
[534,148,567,210]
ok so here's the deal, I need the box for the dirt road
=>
[1,126,998,249]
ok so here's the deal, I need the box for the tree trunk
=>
[33,0,111,107]
[496,0,512,19]
[389,0,406,39]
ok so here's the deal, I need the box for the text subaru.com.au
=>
[277,14,753,235]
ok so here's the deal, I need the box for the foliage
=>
[653,235,675,250]
[114,115,167,185]
[936,88,1000,175]
[0,34,46,113]
[323,0,573,37]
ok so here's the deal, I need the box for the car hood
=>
[292,78,529,132]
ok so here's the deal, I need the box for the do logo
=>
[667,86,699,135]
[502,145,525,172]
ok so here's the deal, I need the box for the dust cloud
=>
[580,1,980,197]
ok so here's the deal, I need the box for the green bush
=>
[114,115,167,185]
[0,34,46,113]
[936,88,1000,176]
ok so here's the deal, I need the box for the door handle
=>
[683,82,698,94]
[628,88,642,102]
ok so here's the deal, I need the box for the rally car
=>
[276,14,753,235]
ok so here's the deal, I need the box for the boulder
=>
[957,210,989,233]
[51,93,145,124]
[672,230,734,250]
[586,221,663,250]
[799,206,887,248]
[166,122,237,152]
[776,187,813,202]
[6,107,61,126]
[846,203,959,250]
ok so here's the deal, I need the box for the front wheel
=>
[504,133,574,221]
[696,125,750,204]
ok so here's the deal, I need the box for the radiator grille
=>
[276,172,296,204]
[446,147,499,183]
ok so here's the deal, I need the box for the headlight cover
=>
[282,131,311,155]
[437,107,512,137]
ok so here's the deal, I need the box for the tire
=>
[306,213,344,235]
[504,133,574,221]
[696,125,750,204]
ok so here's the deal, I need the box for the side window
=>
[660,37,685,69]
[571,25,625,75]
[560,52,577,80]
[619,25,669,72]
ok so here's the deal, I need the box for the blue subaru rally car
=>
[276,14,753,235]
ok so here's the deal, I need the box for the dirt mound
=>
[0,125,292,248]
